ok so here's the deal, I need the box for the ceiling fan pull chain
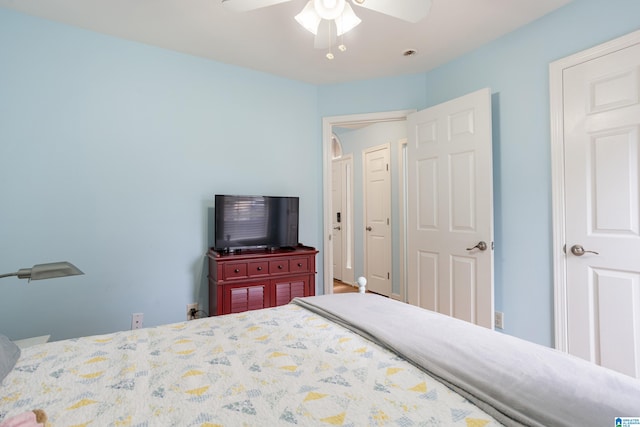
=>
[338,32,346,53]
[326,20,335,59]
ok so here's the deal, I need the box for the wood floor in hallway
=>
[333,280,359,294]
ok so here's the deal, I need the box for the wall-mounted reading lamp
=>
[0,262,84,281]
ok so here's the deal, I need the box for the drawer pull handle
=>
[278,265,283,269]
[234,269,240,273]
[257,266,262,271]
[297,263,303,267]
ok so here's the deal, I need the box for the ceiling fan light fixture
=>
[335,3,361,36]
[295,0,322,34]
[313,0,346,20]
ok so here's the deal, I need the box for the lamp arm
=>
[0,272,19,279]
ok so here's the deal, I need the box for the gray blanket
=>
[292,293,640,426]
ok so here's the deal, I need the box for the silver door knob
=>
[466,241,488,251]
[333,226,341,230]
[366,226,372,231]
[570,244,599,256]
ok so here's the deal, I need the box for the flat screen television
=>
[214,194,299,252]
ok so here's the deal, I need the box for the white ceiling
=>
[0,0,572,85]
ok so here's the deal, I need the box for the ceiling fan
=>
[222,0,433,56]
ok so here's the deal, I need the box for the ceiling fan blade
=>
[314,20,335,50]
[221,0,292,12]
[351,0,432,23]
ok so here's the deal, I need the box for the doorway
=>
[322,110,415,296]
[322,97,493,317]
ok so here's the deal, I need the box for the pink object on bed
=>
[0,411,45,427]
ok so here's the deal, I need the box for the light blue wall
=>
[0,8,320,341]
[2,0,639,347]
[319,0,640,346]
[318,74,428,117]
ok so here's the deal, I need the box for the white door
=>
[407,88,494,328]
[332,156,355,284]
[561,41,640,378]
[364,144,392,296]
[332,160,343,281]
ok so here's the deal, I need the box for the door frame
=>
[397,138,408,302]
[549,28,640,352]
[322,110,415,295]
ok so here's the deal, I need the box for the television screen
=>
[214,195,299,251]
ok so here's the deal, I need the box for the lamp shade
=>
[336,3,361,36]
[1,262,84,281]
[295,0,322,34]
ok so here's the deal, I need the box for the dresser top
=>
[208,245,317,261]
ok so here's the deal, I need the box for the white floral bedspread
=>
[1,303,501,426]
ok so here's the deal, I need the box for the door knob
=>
[333,226,341,230]
[466,241,488,251]
[570,244,599,256]
[366,226,372,231]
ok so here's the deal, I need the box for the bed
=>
[1,292,639,426]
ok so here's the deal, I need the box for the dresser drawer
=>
[224,263,247,279]
[248,261,269,277]
[269,259,289,274]
[290,258,309,273]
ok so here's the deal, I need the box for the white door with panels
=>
[559,39,640,378]
[407,88,494,328]
[332,156,355,285]
[364,144,392,296]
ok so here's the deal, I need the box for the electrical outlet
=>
[187,303,198,320]
[495,311,504,329]
[131,313,144,330]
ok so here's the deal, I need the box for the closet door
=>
[561,41,640,378]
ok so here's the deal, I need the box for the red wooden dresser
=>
[207,245,318,315]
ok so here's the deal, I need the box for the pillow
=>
[0,334,21,383]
